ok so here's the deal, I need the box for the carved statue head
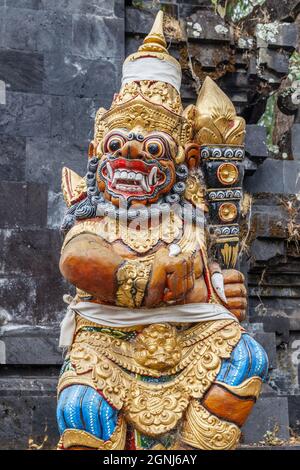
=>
[90,11,194,207]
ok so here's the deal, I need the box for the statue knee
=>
[197,333,268,431]
[216,333,268,386]
[57,385,118,442]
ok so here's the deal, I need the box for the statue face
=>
[97,127,177,205]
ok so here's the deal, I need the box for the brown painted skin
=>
[60,232,247,318]
[202,384,256,427]
[60,136,247,318]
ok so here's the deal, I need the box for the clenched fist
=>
[221,269,247,321]
[144,248,197,307]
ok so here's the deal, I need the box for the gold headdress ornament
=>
[93,11,193,149]
[195,76,246,146]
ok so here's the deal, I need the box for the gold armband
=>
[116,260,152,308]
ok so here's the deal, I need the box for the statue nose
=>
[116,141,144,159]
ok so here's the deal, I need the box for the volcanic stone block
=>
[4,7,72,53]
[188,42,231,69]
[0,228,61,277]
[267,23,298,51]
[0,92,51,137]
[251,239,285,262]
[241,396,290,443]
[0,377,59,449]
[0,50,44,94]
[244,159,284,194]
[288,396,300,434]
[0,181,47,228]
[251,209,287,238]
[245,125,268,159]
[259,48,290,76]
[50,95,102,142]
[186,10,230,43]
[44,53,122,101]
[42,0,114,16]
[0,135,26,181]
[125,7,157,35]
[0,273,67,324]
[283,161,300,194]
[0,326,61,365]
[7,0,42,8]
[72,14,124,60]
[25,137,87,192]
[291,124,300,160]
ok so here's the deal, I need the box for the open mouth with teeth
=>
[100,157,167,199]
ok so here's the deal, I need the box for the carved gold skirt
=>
[58,316,241,438]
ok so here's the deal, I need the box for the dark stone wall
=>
[0,0,299,449]
[0,0,124,325]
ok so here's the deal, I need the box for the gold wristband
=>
[116,259,152,308]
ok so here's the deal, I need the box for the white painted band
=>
[122,57,182,92]
[59,300,235,348]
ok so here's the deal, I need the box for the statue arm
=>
[59,233,123,304]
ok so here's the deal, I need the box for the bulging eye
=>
[105,135,125,153]
[145,140,164,158]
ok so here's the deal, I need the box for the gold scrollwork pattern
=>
[181,400,241,450]
[112,81,182,115]
[58,319,241,437]
[60,417,127,450]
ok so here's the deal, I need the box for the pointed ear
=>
[61,167,87,207]
[184,143,201,170]
[88,140,97,157]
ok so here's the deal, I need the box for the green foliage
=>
[258,94,279,154]
[211,0,266,21]
[288,51,300,83]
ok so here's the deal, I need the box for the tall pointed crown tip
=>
[139,10,167,52]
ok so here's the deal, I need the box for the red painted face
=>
[97,129,177,205]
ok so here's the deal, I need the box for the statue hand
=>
[222,269,247,322]
[144,248,195,307]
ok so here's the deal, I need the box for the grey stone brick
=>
[0,325,61,365]
[185,10,230,43]
[245,125,268,159]
[125,7,158,35]
[50,95,99,142]
[43,53,122,101]
[0,181,47,228]
[0,273,67,324]
[0,135,26,181]
[0,228,61,278]
[4,7,72,54]
[291,124,300,161]
[259,48,290,76]
[25,137,87,192]
[244,159,285,194]
[265,23,298,51]
[241,396,290,444]
[41,0,114,16]
[7,0,42,8]
[288,396,300,434]
[0,377,58,449]
[0,50,44,94]
[0,92,51,137]
[283,161,300,194]
[251,239,285,262]
[72,14,124,60]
